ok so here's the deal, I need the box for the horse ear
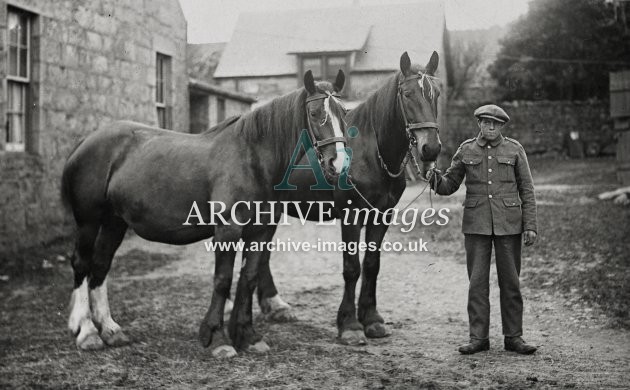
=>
[425,51,439,76]
[304,70,316,94]
[333,69,345,93]
[400,52,411,76]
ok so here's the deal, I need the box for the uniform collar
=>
[476,132,504,147]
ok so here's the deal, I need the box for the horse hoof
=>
[246,340,270,354]
[265,308,297,323]
[77,332,105,351]
[102,329,131,347]
[364,322,392,338]
[212,345,238,359]
[338,330,367,346]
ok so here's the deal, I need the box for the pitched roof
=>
[214,2,445,78]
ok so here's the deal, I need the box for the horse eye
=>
[404,90,412,97]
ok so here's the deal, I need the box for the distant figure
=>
[427,104,538,355]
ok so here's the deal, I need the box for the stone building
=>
[0,0,189,255]
[213,2,449,114]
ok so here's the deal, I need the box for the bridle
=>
[304,91,348,164]
[373,72,440,179]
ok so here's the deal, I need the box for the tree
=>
[447,33,485,101]
[489,0,630,101]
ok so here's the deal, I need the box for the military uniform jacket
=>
[433,133,537,235]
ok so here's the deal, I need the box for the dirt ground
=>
[1,157,629,389]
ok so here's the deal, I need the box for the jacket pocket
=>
[497,155,517,182]
[502,197,522,207]
[462,155,483,182]
[463,198,479,208]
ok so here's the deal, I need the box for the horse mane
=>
[348,72,401,143]
[234,88,307,172]
[202,115,241,135]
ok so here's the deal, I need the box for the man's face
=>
[478,118,505,141]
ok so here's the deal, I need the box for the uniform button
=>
[487,145,491,149]
[488,195,493,199]
[488,168,492,172]
[488,156,493,160]
[488,181,492,184]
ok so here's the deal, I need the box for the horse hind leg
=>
[68,224,104,350]
[88,215,130,347]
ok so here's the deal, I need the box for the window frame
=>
[155,52,172,129]
[4,8,32,153]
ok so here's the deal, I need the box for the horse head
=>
[398,51,442,162]
[303,69,348,180]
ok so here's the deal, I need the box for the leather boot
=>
[504,336,537,354]
[458,339,489,354]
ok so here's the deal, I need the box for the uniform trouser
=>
[464,233,523,340]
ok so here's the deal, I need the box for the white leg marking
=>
[69,278,103,349]
[89,277,121,336]
[264,294,291,312]
[68,278,91,334]
[224,299,234,316]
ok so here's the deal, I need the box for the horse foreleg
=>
[359,223,392,338]
[229,230,273,353]
[337,222,366,346]
[68,224,103,350]
[199,228,239,358]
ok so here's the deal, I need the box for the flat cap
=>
[474,104,510,123]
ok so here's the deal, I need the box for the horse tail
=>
[60,136,87,213]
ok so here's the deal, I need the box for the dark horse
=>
[61,70,347,357]
[253,52,442,345]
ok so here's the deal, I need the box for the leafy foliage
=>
[489,0,630,100]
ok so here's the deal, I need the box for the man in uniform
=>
[427,104,538,355]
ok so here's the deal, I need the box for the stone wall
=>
[0,0,189,256]
[444,100,614,159]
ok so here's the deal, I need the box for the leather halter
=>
[304,92,347,161]
[375,73,440,178]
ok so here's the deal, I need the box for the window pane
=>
[19,48,28,77]
[9,46,18,76]
[9,83,24,111]
[7,114,23,144]
[8,13,18,45]
[326,56,346,79]
[19,14,28,46]
[157,107,165,128]
[302,58,322,79]
[12,115,23,143]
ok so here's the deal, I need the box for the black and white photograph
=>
[0,0,629,388]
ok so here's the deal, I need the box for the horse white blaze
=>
[89,277,121,336]
[68,278,99,343]
[325,96,348,173]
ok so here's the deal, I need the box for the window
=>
[217,97,226,123]
[5,9,31,152]
[300,54,349,94]
[156,53,172,129]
